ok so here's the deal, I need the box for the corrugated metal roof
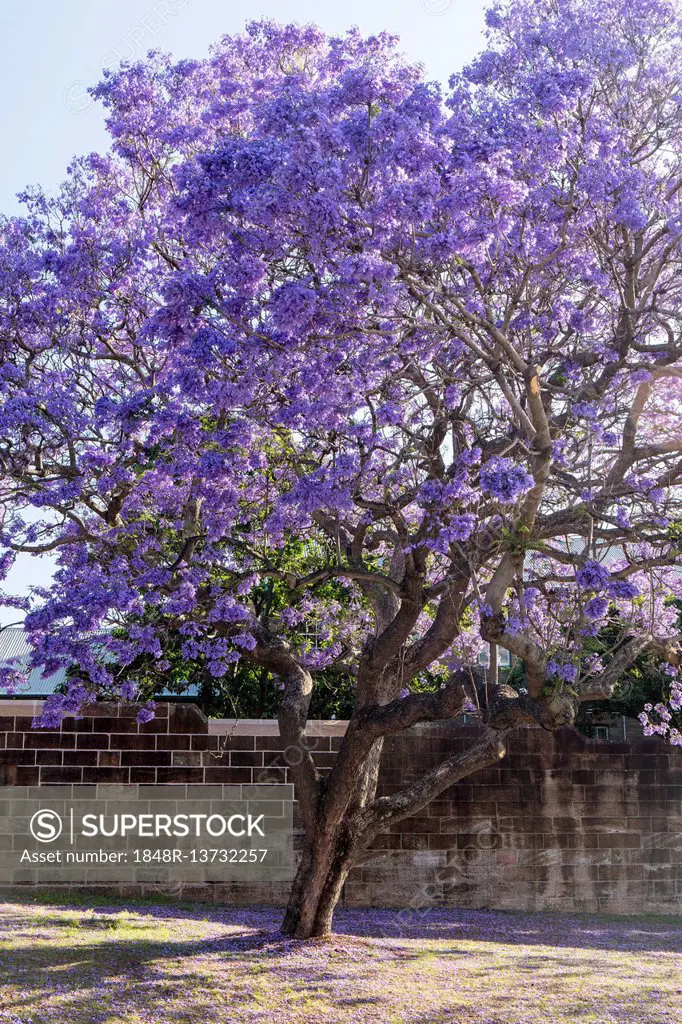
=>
[0,627,198,699]
[0,628,68,696]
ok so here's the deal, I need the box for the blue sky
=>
[0,0,488,624]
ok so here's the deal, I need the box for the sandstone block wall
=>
[0,701,680,914]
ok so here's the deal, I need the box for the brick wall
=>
[0,701,680,914]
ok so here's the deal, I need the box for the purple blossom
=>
[584,596,609,620]
[443,515,477,544]
[546,659,579,683]
[571,402,598,420]
[615,506,632,530]
[136,702,156,725]
[119,680,139,701]
[457,447,482,468]
[479,457,534,504]
[576,560,611,592]
[607,579,640,600]
[520,587,540,610]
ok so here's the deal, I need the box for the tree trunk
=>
[280,832,353,938]
[280,733,385,938]
[278,722,509,938]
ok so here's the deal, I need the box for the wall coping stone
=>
[208,718,349,736]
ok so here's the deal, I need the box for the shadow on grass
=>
[1,890,682,952]
[0,898,680,1024]
[0,923,402,1024]
[0,930,632,1020]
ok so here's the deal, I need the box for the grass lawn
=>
[0,895,680,1023]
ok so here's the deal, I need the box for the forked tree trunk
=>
[280,836,353,938]
[278,723,510,938]
[280,739,384,938]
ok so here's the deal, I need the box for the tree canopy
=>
[1,1,682,746]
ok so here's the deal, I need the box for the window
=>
[478,646,511,668]
[593,725,610,741]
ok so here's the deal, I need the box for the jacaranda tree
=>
[1,0,682,936]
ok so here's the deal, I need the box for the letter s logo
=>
[29,809,63,843]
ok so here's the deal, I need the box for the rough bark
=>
[280,828,355,938]
[279,723,507,938]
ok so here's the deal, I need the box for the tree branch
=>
[356,727,506,843]
[578,633,655,700]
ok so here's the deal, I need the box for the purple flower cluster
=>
[584,596,609,620]
[136,702,156,725]
[479,457,534,504]
[576,560,611,592]
[546,659,579,683]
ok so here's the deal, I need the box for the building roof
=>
[0,627,198,700]
[0,627,68,696]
